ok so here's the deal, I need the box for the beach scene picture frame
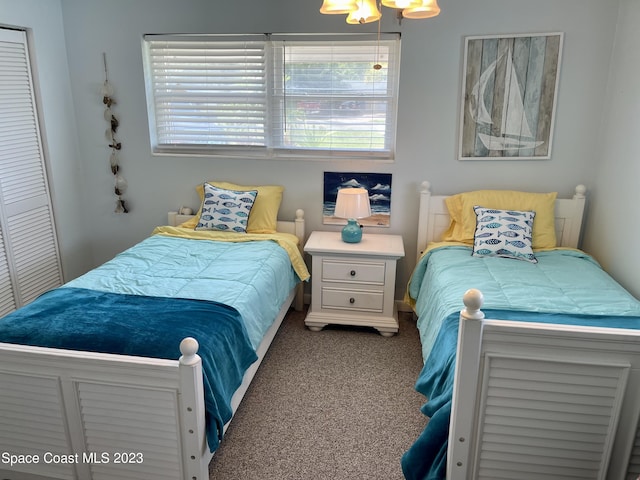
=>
[458,32,563,160]
[323,172,392,227]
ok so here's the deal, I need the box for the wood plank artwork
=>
[459,33,563,160]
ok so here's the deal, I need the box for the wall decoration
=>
[101,53,128,213]
[323,172,392,227]
[458,32,563,160]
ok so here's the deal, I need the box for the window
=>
[142,33,401,160]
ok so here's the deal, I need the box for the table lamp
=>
[334,187,372,243]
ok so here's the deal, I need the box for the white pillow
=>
[472,205,537,263]
[195,183,257,233]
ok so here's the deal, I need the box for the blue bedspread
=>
[66,234,299,349]
[0,287,257,453]
[401,246,640,480]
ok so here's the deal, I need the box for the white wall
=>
[582,0,640,298]
[4,0,635,302]
[0,0,89,280]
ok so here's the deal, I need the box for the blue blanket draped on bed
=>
[401,246,640,480]
[0,287,258,453]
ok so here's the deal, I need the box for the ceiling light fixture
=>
[319,0,440,24]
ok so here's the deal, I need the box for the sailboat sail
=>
[469,62,494,125]
[469,47,543,151]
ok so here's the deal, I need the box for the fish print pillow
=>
[195,183,257,233]
[472,205,537,263]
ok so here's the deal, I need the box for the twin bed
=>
[402,182,640,480]
[0,181,308,480]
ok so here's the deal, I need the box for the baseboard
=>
[396,300,413,313]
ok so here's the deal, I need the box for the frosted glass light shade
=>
[320,0,358,14]
[346,0,381,24]
[381,0,421,9]
[334,188,372,219]
[402,0,440,18]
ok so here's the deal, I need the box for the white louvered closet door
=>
[0,28,62,315]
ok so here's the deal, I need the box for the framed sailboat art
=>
[458,32,563,160]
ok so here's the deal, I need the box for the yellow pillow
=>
[442,190,558,249]
[181,182,284,233]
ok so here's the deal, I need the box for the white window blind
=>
[142,34,400,160]
[143,35,267,151]
[0,28,62,314]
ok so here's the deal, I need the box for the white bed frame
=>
[0,209,305,480]
[415,182,640,479]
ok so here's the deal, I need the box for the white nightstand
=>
[304,231,405,336]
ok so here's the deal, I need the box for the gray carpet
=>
[209,307,427,480]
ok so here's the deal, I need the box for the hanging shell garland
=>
[102,53,128,213]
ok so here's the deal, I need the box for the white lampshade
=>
[346,0,381,24]
[402,0,440,19]
[320,0,358,14]
[334,188,372,219]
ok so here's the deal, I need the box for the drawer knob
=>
[349,297,355,304]
[350,270,356,277]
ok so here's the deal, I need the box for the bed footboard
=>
[449,289,640,480]
[0,339,211,480]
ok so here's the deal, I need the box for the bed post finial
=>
[574,184,587,199]
[179,337,200,366]
[421,180,431,194]
[293,208,305,247]
[462,289,485,321]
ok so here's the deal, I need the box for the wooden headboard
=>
[415,182,587,261]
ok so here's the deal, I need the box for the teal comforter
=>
[66,234,299,349]
[0,234,299,453]
[402,246,640,480]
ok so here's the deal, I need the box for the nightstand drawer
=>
[321,287,384,312]
[322,259,386,285]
